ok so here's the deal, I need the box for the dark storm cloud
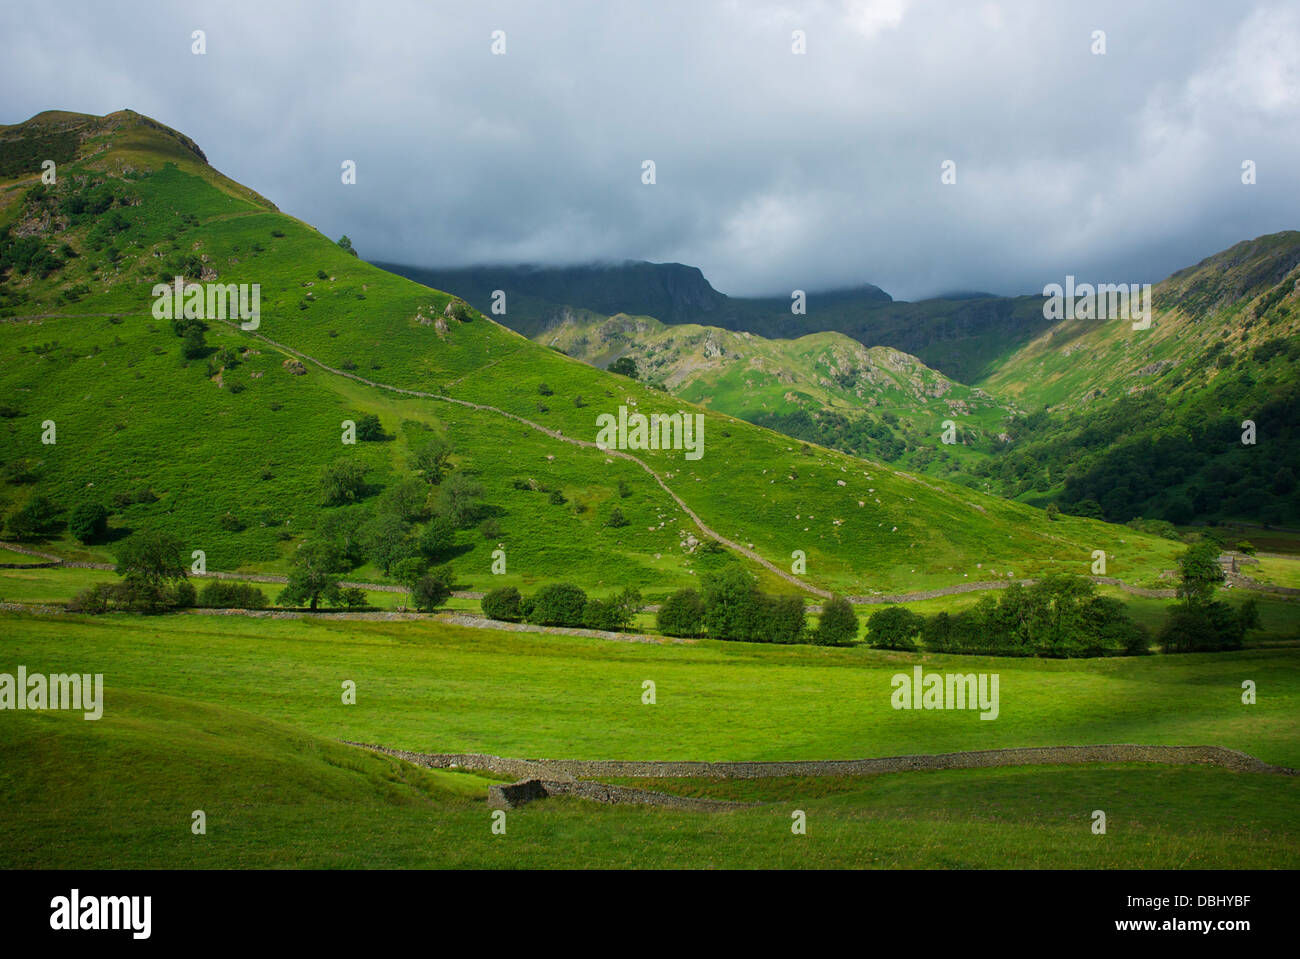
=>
[3,0,1297,299]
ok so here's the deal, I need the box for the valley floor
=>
[1,609,1296,869]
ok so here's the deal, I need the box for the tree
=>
[6,495,62,540]
[527,583,588,626]
[316,506,369,568]
[319,458,368,506]
[361,513,413,574]
[410,437,451,485]
[419,513,457,560]
[337,235,359,257]
[278,538,344,610]
[379,477,430,523]
[181,325,206,359]
[815,595,858,646]
[391,555,429,608]
[68,502,109,543]
[866,605,924,650]
[1176,542,1224,606]
[701,567,763,641]
[608,357,638,378]
[605,507,629,528]
[412,574,451,611]
[114,530,187,613]
[1067,499,1104,520]
[657,588,705,637]
[354,413,385,441]
[482,586,523,621]
[763,594,807,644]
[438,472,484,527]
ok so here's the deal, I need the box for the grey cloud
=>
[2,0,1296,300]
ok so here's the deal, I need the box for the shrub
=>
[605,507,629,528]
[338,586,368,609]
[581,587,642,632]
[481,586,523,621]
[527,583,588,627]
[815,595,858,645]
[548,489,567,506]
[67,582,117,614]
[199,580,268,609]
[657,588,705,637]
[170,581,197,608]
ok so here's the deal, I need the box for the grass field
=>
[1,611,1296,869]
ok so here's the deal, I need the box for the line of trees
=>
[481,584,643,632]
[866,574,1148,658]
[479,568,860,645]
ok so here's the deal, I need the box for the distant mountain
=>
[378,260,732,334]
[381,257,1045,385]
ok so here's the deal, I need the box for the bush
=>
[527,583,588,627]
[338,586,369,609]
[605,507,629,528]
[199,580,267,609]
[815,595,858,645]
[68,502,109,543]
[481,586,523,621]
[67,582,117,614]
[657,588,705,637]
[169,580,198,608]
[548,489,567,506]
[581,587,642,632]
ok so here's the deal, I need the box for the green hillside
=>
[538,310,1018,471]
[0,109,1183,596]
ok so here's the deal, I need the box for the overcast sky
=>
[3,0,1297,300]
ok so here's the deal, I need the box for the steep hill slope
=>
[972,233,1300,524]
[0,110,1182,596]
